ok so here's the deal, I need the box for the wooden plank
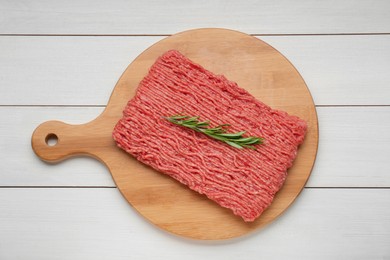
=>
[261,35,390,105]
[1,106,390,187]
[306,107,390,187]
[0,107,114,187]
[0,0,390,34]
[0,188,389,259]
[0,36,163,106]
[1,35,389,106]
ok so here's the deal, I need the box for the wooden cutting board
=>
[31,28,318,240]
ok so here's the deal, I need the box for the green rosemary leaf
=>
[243,144,258,150]
[234,137,255,142]
[205,128,224,135]
[225,141,244,149]
[218,131,246,138]
[204,133,229,141]
[182,117,199,124]
[196,121,210,128]
[165,114,264,150]
[236,137,263,144]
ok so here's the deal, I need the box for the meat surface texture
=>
[113,50,307,222]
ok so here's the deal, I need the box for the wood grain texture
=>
[1,0,390,34]
[2,35,390,106]
[0,188,389,259]
[0,107,113,187]
[307,107,390,188]
[0,36,163,106]
[262,35,390,105]
[0,0,389,257]
[30,29,318,239]
[2,107,389,187]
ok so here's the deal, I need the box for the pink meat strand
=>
[113,50,307,222]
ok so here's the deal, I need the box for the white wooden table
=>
[1,1,390,259]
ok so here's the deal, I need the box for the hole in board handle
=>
[45,133,58,147]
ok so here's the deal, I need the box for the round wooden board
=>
[32,28,318,240]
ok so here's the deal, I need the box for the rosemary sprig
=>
[165,114,264,150]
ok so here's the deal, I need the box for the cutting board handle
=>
[31,119,112,163]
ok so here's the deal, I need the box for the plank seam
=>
[0,33,389,37]
[305,187,390,189]
[0,186,117,189]
[0,186,389,189]
[1,105,390,108]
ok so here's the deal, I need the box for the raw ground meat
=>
[113,50,307,222]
